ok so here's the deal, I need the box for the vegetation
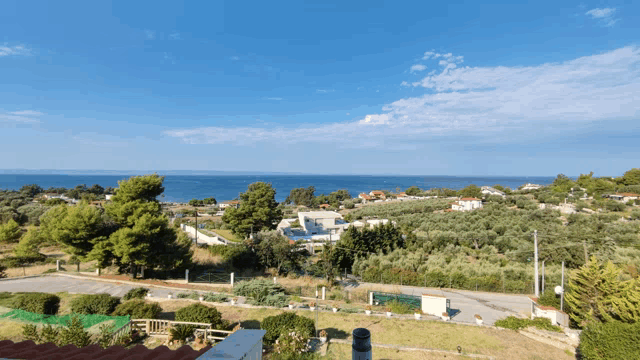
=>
[188,197,217,206]
[233,278,289,307]
[70,294,121,315]
[11,293,60,315]
[175,303,227,329]
[112,299,162,319]
[0,219,22,243]
[494,316,562,332]
[578,321,640,360]
[331,222,404,270]
[285,186,316,207]
[261,312,315,344]
[22,315,92,347]
[122,287,149,300]
[222,182,282,237]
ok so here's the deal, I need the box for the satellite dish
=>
[554,285,564,295]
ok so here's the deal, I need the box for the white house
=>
[521,183,543,191]
[105,194,113,201]
[351,219,392,228]
[358,193,373,203]
[451,198,483,211]
[278,211,353,242]
[481,186,505,198]
[369,190,386,200]
[219,200,240,209]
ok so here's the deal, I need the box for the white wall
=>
[421,294,448,316]
[180,224,227,245]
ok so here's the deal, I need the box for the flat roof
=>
[299,211,343,218]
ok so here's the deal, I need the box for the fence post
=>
[273,277,277,284]
[369,291,373,305]
[322,286,326,300]
[449,276,452,289]
[230,272,234,287]
[401,274,403,286]
[185,269,189,283]
[96,268,100,276]
[424,274,427,287]
[56,260,60,271]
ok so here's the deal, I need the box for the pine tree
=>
[612,278,640,323]
[0,219,22,243]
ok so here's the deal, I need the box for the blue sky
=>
[1,0,638,176]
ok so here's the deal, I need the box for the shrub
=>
[175,304,226,330]
[385,300,414,314]
[122,287,149,300]
[112,299,162,319]
[578,321,640,360]
[176,292,229,302]
[233,278,288,306]
[170,324,194,342]
[22,324,39,342]
[494,316,562,332]
[537,291,561,309]
[70,294,120,315]
[273,331,311,355]
[12,293,60,314]
[58,315,91,347]
[261,312,315,345]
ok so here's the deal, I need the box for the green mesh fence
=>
[0,309,130,329]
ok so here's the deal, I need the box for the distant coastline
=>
[0,174,555,203]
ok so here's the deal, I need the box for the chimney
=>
[352,328,372,360]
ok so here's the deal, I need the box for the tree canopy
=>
[0,219,22,243]
[331,223,404,270]
[222,182,282,237]
[285,186,315,207]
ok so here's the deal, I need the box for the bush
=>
[122,287,149,300]
[112,299,162,319]
[273,331,311,355]
[176,292,229,302]
[494,316,562,332]
[70,294,120,315]
[233,278,288,306]
[175,304,226,330]
[537,291,561,309]
[385,300,414,314]
[578,321,640,360]
[261,312,315,345]
[58,315,91,347]
[12,293,60,314]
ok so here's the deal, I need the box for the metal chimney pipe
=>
[352,328,372,360]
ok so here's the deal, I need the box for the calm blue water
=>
[0,174,554,203]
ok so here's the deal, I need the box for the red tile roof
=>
[370,191,385,195]
[319,204,330,208]
[0,340,211,360]
[359,193,372,200]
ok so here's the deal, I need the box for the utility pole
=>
[534,230,539,297]
[542,261,545,293]
[560,261,565,311]
[195,210,198,246]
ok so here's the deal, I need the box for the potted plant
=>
[442,311,450,321]
[414,309,423,320]
[365,305,372,315]
[309,302,316,311]
[167,292,173,299]
[231,297,237,305]
[385,307,392,318]
[474,314,483,325]
[319,330,328,344]
[332,305,339,313]
[288,302,295,310]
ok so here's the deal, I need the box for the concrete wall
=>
[421,294,447,317]
[180,224,227,245]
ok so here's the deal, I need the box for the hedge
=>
[261,312,315,345]
[112,300,162,319]
[122,288,149,301]
[11,293,60,315]
[578,321,640,360]
[70,294,120,315]
[175,304,226,330]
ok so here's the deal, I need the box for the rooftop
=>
[459,197,481,201]
[298,211,343,218]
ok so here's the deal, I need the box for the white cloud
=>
[585,8,619,27]
[0,44,31,57]
[316,89,335,93]
[169,32,181,40]
[410,64,427,73]
[145,30,155,39]
[165,46,640,148]
[400,81,410,87]
[0,110,43,124]
[230,56,240,61]
[265,97,283,101]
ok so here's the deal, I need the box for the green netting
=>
[0,309,130,329]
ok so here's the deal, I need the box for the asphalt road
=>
[343,281,532,325]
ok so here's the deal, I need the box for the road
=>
[343,281,532,325]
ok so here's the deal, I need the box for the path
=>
[343,281,532,325]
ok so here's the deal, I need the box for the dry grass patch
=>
[325,343,470,360]
[191,245,223,266]
[0,319,24,341]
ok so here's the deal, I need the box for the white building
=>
[451,198,483,211]
[358,193,373,203]
[481,186,505,198]
[105,194,113,201]
[521,183,543,191]
[219,200,240,209]
[603,193,640,202]
[351,219,393,228]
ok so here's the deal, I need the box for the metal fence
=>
[370,291,421,309]
[191,270,231,284]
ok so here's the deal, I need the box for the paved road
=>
[343,281,532,325]
[0,275,181,298]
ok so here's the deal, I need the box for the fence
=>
[191,270,231,284]
[369,291,421,309]
[126,319,233,341]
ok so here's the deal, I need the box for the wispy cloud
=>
[163,52,176,64]
[230,56,240,61]
[316,89,335,93]
[585,8,619,27]
[0,44,31,57]
[145,30,155,40]
[169,32,181,40]
[165,46,640,148]
[0,110,43,124]
[410,64,427,73]
[265,97,283,101]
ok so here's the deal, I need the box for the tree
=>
[285,186,315,207]
[611,278,640,324]
[19,184,43,197]
[40,203,106,258]
[0,219,22,243]
[621,168,640,186]
[222,182,282,237]
[88,184,105,195]
[331,223,404,270]
[14,227,44,259]
[458,185,482,198]
[253,230,304,274]
[551,174,575,193]
[405,186,422,196]
[564,257,626,327]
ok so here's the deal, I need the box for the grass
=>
[156,302,572,360]
[210,229,242,243]
[324,343,470,360]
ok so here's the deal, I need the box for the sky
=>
[0,0,639,176]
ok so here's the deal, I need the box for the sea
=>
[0,174,554,203]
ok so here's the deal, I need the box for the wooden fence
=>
[112,319,233,342]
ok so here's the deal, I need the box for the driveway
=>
[0,275,178,298]
[343,281,532,325]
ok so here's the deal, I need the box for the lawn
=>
[158,301,572,360]
[209,229,242,242]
